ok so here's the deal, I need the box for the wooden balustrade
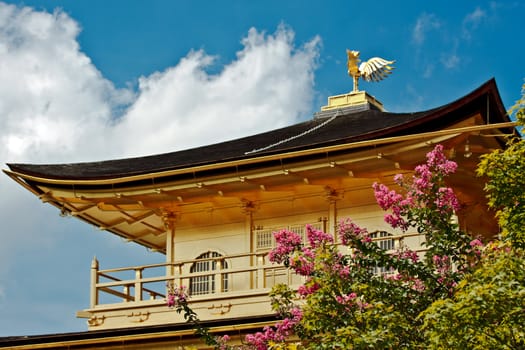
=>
[88,232,425,309]
[89,252,286,308]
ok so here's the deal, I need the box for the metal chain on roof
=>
[244,110,341,155]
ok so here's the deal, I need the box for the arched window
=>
[189,251,228,296]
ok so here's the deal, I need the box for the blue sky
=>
[0,0,523,336]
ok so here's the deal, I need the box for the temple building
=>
[1,77,515,349]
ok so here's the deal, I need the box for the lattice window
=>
[189,251,228,296]
[308,222,323,233]
[370,231,395,251]
[256,222,326,251]
[369,231,396,275]
[256,229,274,250]
[290,222,324,245]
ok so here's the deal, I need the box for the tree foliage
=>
[421,244,525,349]
[477,83,525,247]
[421,83,525,349]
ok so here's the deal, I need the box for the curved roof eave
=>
[5,78,511,184]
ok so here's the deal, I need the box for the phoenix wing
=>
[358,57,395,82]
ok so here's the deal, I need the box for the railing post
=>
[395,236,404,250]
[257,254,265,289]
[134,268,143,302]
[90,256,99,308]
[177,263,184,289]
[214,259,223,294]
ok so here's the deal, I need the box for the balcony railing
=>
[88,232,425,309]
[89,252,303,309]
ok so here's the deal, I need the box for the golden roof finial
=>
[347,50,395,92]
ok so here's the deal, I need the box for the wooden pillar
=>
[166,227,175,276]
[324,186,341,240]
[242,199,256,289]
[328,200,337,236]
[163,211,178,279]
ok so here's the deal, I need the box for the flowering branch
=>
[167,283,230,349]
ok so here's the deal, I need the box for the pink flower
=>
[167,294,176,308]
[245,309,302,348]
[339,218,369,245]
[435,187,461,212]
[469,238,483,247]
[216,335,230,350]
[245,332,270,350]
[395,249,419,263]
[268,229,303,264]
[413,165,432,193]
[373,183,404,210]
[412,278,426,292]
[393,173,404,185]
[290,307,303,321]
[306,224,333,247]
[297,282,320,297]
[336,292,357,304]
[289,254,314,276]
[334,264,351,277]
[166,285,188,308]
[384,213,409,231]
[433,255,452,276]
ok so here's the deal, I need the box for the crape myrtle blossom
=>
[245,307,303,349]
[335,292,370,312]
[166,284,188,308]
[373,144,461,232]
[297,281,320,297]
[267,229,303,265]
[339,218,370,245]
[288,249,315,276]
[269,225,333,276]
[306,224,333,247]
[468,238,484,257]
[393,249,420,263]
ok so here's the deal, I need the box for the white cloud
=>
[0,3,134,164]
[412,9,483,74]
[0,3,320,163]
[115,26,320,157]
[423,63,434,78]
[412,13,441,45]
[441,52,461,69]
[462,6,486,40]
[0,3,320,334]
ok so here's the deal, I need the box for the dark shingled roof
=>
[7,79,508,180]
